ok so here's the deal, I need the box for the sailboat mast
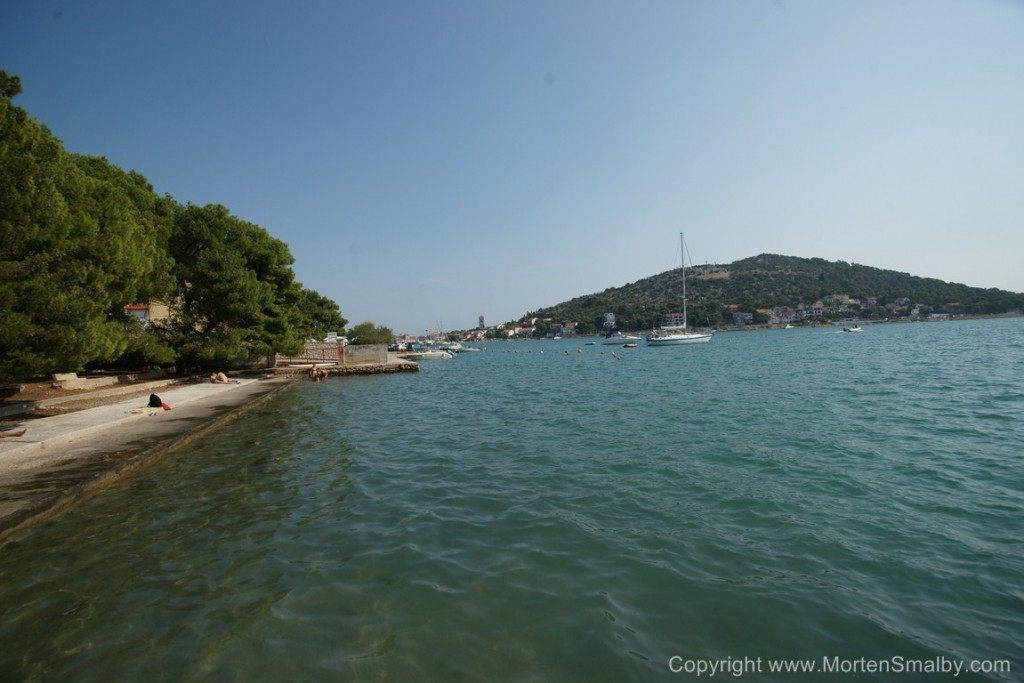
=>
[680,232,687,331]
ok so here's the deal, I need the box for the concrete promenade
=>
[0,374,297,544]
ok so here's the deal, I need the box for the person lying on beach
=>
[0,428,26,438]
[209,371,238,383]
[147,394,171,410]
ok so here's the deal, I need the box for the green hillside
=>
[519,254,1024,335]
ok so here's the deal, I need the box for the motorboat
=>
[602,330,642,345]
[402,350,454,360]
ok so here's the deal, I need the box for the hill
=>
[518,254,1024,335]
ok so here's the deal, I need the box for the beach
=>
[0,373,297,544]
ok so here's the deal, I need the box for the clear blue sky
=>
[4,0,1022,335]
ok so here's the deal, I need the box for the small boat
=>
[647,233,714,347]
[601,330,642,345]
[842,325,863,333]
[600,313,640,345]
[622,343,638,348]
[401,350,454,360]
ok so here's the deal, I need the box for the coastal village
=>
[123,291,975,350]
[393,292,985,344]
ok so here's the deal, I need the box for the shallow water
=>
[1,319,1021,681]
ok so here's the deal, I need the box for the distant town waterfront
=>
[419,311,1024,346]
[0,318,1020,681]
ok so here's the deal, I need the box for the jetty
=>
[272,344,418,376]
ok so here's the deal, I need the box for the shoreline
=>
[0,374,298,546]
[0,357,418,546]
[498,312,1024,341]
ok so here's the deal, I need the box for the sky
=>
[3,0,1022,335]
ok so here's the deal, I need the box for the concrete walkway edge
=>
[0,379,269,461]
[0,375,298,545]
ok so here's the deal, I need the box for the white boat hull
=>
[402,350,454,360]
[646,333,713,346]
[601,333,641,345]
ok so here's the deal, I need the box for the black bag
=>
[148,394,162,408]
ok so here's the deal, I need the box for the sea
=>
[0,318,1021,682]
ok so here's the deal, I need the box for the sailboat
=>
[646,233,713,346]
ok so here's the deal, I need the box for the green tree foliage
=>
[165,204,307,367]
[0,72,21,100]
[0,71,348,381]
[292,287,348,341]
[70,155,175,304]
[531,320,552,338]
[0,75,174,379]
[347,321,393,346]
[117,317,178,369]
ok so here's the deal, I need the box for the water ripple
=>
[0,320,1021,681]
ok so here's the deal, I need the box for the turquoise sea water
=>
[0,318,1021,682]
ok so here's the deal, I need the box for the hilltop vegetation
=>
[520,254,1024,335]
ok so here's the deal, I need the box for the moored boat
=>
[600,312,641,345]
[602,330,642,345]
[401,350,454,360]
[647,329,713,346]
[646,233,714,347]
